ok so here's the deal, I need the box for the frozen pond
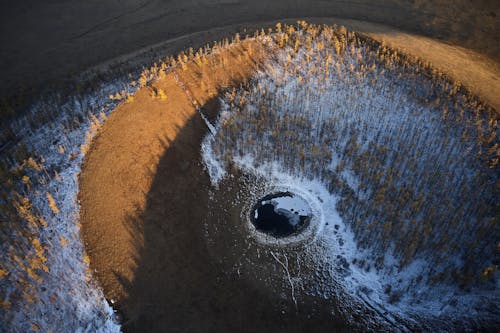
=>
[251,192,312,238]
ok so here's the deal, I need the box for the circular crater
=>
[251,191,312,238]
[1,1,499,331]
[69,21,499,333]
[235,180,326,247]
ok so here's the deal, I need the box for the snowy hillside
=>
[202,22,499,330]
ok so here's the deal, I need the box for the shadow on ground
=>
[114,97,350,332]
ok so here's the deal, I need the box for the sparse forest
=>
[206,22,499,319]
[0,46,168,332]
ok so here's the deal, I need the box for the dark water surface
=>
[251,192,310,238]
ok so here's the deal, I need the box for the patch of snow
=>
[201,134,227,186]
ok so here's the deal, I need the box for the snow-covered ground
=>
[0,69,148,332]
[202,26,499,330]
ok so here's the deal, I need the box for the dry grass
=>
[79,36,270,304]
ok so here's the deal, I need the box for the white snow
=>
[201,133,227,186]
[200,30,499,330]
[1,70,144,332]
[261,194,312,227]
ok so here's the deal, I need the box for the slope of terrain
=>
[0,1,498,331]
[0,0,498,100]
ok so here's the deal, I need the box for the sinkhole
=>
[251,192,312,238]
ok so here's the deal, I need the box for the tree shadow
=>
[113,95,353,332]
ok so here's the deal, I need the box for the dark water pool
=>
[251,192,311,238]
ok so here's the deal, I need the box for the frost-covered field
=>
[202,23,499,330]
[0,65,157,331]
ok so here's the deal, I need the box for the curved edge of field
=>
[78,38,269,313]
